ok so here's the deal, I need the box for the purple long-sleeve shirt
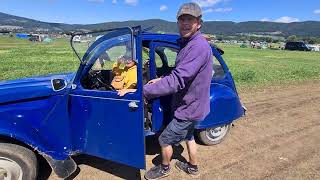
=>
[143,31,213,121]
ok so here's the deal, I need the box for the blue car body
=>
[0,27,244,178]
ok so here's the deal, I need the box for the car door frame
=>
[148,41,180,132]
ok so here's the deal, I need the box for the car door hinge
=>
[132,26,141,36]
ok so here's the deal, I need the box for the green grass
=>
[0,36,319,90]
[217,43,320,89]
[0,36,79,80]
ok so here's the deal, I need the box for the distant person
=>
[143,2,213,179]
[250,41,255,48]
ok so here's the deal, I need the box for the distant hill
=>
[1,12,320,37]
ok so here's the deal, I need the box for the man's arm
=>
[144,44,210,100]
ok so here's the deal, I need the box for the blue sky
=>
[0,0,319,24]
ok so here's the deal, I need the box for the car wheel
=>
[0,143,38,180]
[197,124,231,145]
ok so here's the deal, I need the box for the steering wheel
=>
[88,70,116,91]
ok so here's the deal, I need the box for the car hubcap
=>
[0,157,23,180]
[206,125,229,141]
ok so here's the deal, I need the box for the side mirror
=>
[52,79,67,91]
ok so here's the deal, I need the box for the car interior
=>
[80,41,177,130]
[80,39,226,130]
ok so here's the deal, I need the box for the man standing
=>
[144,2,213,180]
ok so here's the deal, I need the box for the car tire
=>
[197,124,231,145]
[0,143,38,180]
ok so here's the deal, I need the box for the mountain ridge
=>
[1,12,320,37]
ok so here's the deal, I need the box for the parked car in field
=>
[307,44,320,52]
[284,41,311,51]
[73,35,81,43]
[0,27,245,179]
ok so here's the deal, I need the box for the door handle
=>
[128,101,139,111]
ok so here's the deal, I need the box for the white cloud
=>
[210,19,222,21]
[275,16,299,23]
[112,0,117,4]
[125,0,138,6]
[260,18,271,22]
[203,8,214,14]
[203,7,232,14]
[192,0,223,8]
[88,0,104,3]
[214,7,232,12]
[160,5,168,11]
[314,9,320,14]
[259,17,299,23]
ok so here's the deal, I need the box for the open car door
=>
[69,27,145,168]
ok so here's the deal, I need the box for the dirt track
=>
[47,81,320,180]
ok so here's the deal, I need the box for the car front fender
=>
[0,125,77,178]
[0,119,69,160]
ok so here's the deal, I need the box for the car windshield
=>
[70,28,133,63]
[84,34,135,67]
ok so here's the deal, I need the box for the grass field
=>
[0,36,319,90]
[0,37,78,81]
[217,43,320,89]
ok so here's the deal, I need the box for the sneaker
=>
[175,161,200,177]
[144,164,172,180]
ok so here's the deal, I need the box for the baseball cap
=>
[176,2,202,19]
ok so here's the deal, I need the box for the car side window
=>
[163,48,177,67]
[154,45,225,80]
[155,46,178,67]
[154,51,163,68]
[91,45,125,71]
[154,46,178,77]
[212,55,225,80]
[81,33,138,92]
